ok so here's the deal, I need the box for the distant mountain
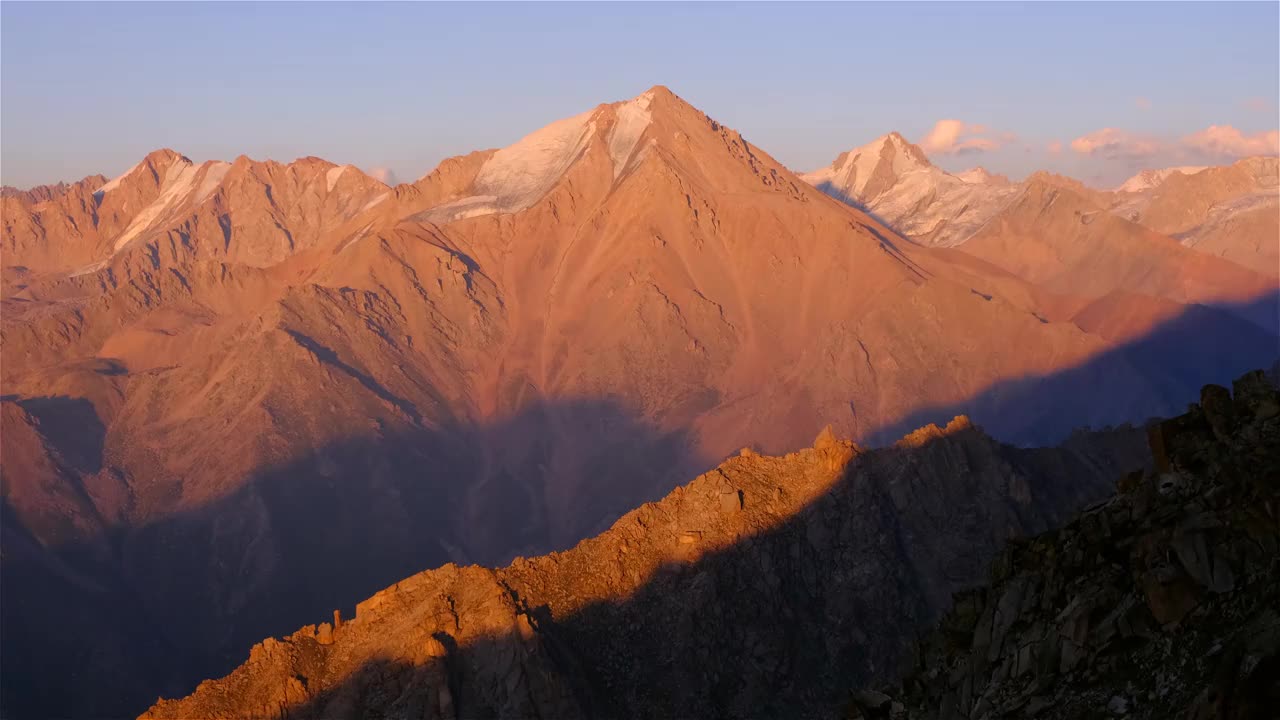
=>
[800,132,1022,248]
[0,174,108,204]
[803,139,1279,281]
[1110,157,1279,277]
[959,174,1276,322]
[1113,165,1206,193]
[2,149,390,281]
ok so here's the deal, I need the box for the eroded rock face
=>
[851,371,1280,720]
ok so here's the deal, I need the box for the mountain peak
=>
[1114,165,1208,193]
[94,149,191,197]
[413,85,808,224]
[878,132,931,165]
[642,84,676,99]
[954,166,1011,185]
[142,148,189,165]
[800,131,934,203]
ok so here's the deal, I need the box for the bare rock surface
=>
[849,371,1280,720]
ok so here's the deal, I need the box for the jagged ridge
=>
[849,370,1280,720]
[143,417,1150,719]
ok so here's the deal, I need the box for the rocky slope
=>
[142,417,1150,720]
[4,88,1277,719]
[849,370,1280,720]
[1111,157,1280,278]
[958,175,1277,322]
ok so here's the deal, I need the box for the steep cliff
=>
[849,370,1280,720]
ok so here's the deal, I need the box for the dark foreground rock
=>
[851,370,1279,720]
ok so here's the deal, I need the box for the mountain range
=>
[1,87,1276,719]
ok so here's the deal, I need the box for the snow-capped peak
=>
[1114,166,1206,193]
[954,167,1011,186]
[800,132,933,201]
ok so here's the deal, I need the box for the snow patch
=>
[194,162,230,204]
[339,223,376,253]
[360,192,389,213]
[326,165,348,192]
[473,109,596,213]
[804,134,932,201]
[68,259,109,277]
[94,160,144,198]
[607,91,653,179]
[1115,166,1206,193]
[415,195,501,224]
[111,161,228,252]
[955,168,992,184]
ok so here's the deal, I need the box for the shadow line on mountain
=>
[259,366,1279,720]
[864,290,1280,447]
[0,396,715,720]
[812,180,896,229]
[199,414,1154,720]
[4,292,1278,719]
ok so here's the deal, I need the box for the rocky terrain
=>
[142,417,1150,720]
[141,370,1278,720]
[803,136,1279,291]
[1111,157,1280,278]
[849,370,1280,720]
[3,88,1277,719]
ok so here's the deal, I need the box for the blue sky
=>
[3,2,1277,188]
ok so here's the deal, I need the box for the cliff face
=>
[850,370,1280,720]
[140,418,1148,720]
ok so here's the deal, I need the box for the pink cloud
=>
[1242,97,1272,113]
[366,166,400,186]
[918,119,1009,155]
[1069,128,1161,159]
[1046,140,1063,155]
[1134,97,1152,111]
[1181,125,1279,158]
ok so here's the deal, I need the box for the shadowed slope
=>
[0,398,709,720]
[142,416,1149,720]
[851,371,1280,720]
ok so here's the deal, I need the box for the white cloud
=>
[918,119,1009,155]
[1180,125,1279,159]
[1069,128,1161,159]
[1241,97,1272,113]
[366,166,400,186]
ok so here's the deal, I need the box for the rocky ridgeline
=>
[850,370,1280,720]
[142,417,1149,719]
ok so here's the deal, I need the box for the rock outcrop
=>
[849,371,1280,720]
[143,419,1151,720]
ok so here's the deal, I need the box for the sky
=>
[2,1,1278,189]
